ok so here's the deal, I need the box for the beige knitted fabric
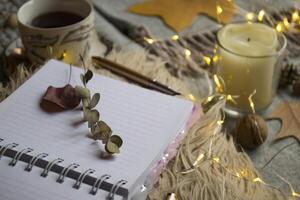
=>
[0,50,286,200]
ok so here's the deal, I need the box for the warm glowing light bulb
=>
[216,6,223,15]
[184,48,191,57]
[193,153,205,166]
[58,51,67,60]
[253,177,264,183]
[217,120,224,125]
[248,90,256,114]
[144,37,155,44]
[188,94,196,101]
[203,56,211,65]
[276,23,284,32]
[206,96,214,102]
[13,48,22,55]
[212,55,219,63]
[62,52,67,58]
[171,34,179,40]
[283,17,290,27]
[226,95,237,105]
[212,157,220,163]
[246,12,255,21]
[166,193,178,200]
[292,191,300,197]
[292,11,299,22]
[258,10,265,22]
[213,74,224,93]
[239,169,247,177]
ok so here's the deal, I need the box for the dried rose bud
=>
[43,84,81,109]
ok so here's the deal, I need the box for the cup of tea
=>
[17,0,94,65]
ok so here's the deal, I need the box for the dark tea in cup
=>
[31,11,84,28]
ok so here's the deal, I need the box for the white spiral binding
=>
[41,158,64,177]
[57,163,80,183]
[0,139,127,199]
[107,180,128,200]
[0,142,18,159]
[73,168,95,189]
[25,152,49,172]
[90,174,111,195]
[9,147,33,166]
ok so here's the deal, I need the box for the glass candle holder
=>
[215,22,287,115]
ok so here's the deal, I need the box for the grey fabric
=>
[249,91,300,192]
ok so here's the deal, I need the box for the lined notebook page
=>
[0,60,194,199]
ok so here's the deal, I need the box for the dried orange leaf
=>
[128,0,236,32]
[268,101,300,141]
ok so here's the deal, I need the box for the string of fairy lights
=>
[50,2,300,199]
[142,4,300,198]
[182,95,300,200]
[142,6,300,68]
[181,92,300,199]
[140,2,300,199]
[207,6,300,199]
[198,6,300,198]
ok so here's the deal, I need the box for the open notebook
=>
[0,60,195,200]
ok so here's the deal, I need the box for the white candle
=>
[216,23,280,112]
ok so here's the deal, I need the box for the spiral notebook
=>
[0,60,194,200]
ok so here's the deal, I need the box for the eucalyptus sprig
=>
[75,56,123,154]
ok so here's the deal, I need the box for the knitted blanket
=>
[0,49,286,200]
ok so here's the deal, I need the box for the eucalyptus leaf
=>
[105,140,120,154]
[89,93,100,109]
[73,65,123,154]
[75,86,90,98]
[109,135,123,148]
[83,109,99,126]
[91,121,112,143]
[83,109,91,121]
[85,70,93,84]
[82,98,90,108]
[98,121,112,135]
[90,124,98,139]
